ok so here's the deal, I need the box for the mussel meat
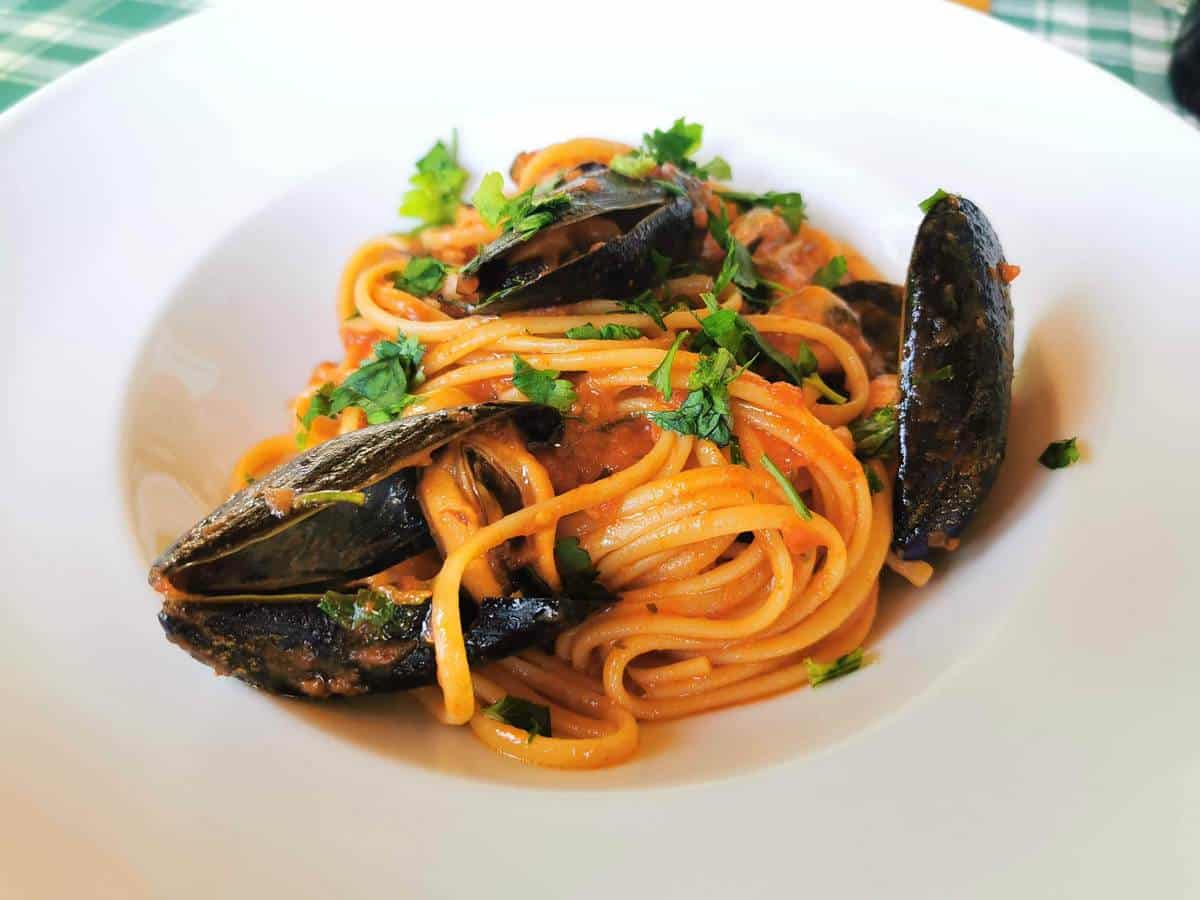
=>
[832,280,904,375]
[459,164,702,314]
[152,402,597,698]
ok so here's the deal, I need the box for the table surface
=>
[0,0,1192,116]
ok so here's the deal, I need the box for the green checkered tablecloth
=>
[0,1,1193,117]
[993,0,1191,114]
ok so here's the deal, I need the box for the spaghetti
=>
[229,133,923,769]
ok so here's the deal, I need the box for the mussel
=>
[886,193,1014,559]
[832,280,903,375]
[151,402,594,698]
[459,163,702,314]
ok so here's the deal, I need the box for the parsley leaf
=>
[811,255,847,289]
[760,454,813,521]
[618,290,671,329]
[318,588,423,640]
[564,323,643,341]
[391,257,448,297]
[511,355,576,410]
[649,347,744,446]
[299,335,426,442]
[691,276,807,387]
[708,207,771,305]
[919,188,950,214]
[805,373,848,405]
[865,467,884,495]
[700,156,732,181]
[850,406,898,459]
[1039,437,1081,469]
[805,648,870,687]
[794,341,819,377]
[718,189,807,232]
[610,153,657,179]
[648,331,688,401]
[481,695,551,742]
[609,117,731,181]
[398,135,469,230]
[916,364,954,383]
[472,172,571,237]
[554,537,615,610]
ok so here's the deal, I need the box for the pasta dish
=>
[150,121,1016,769]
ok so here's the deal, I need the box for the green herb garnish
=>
[850,406,898,459]
[318,588,422,640]
[511,354,576,410]
[609,117,731,182]
[554,537,615,610]
[648,331,688,401]
[811,255,847,289]
[805,648,870,686]
[760,454,813,521]
[649,347,745,447]
[472,171,572,237]
[564,323,643,341]
[1039,437,1081,470]
[717,189,807,232]
[299,335,425,443]
[618,289,671,329]
[805,374,847,405]
[391,257,448,297]
[865,467,884,495]
[916,364,954,384]
[292,490,366,510]
[398,135,469,229]
[481,695,551,742]
[918,188,950,214]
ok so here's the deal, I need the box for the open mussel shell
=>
[150,403,552,597]
[460,164,701,314]
[832,280,903,374]
[160,593,586,697]
[894,194,1014,559]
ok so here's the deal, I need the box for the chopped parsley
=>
[648,347,744,447]
[1039,437,1081,470]
[511,355,576,410]
[718,189,807,232]
[760,454,813,521]
[293,490,366,510]
[918,188,950,214]
[805,375,847,405]
[850,406,898,459]
[318,588,422,640]
[707,206,773,307]
[564,323,643,341]
[398,135,469,230]
[805,648,870,686]
[609,117,732,182]
[472,171,572,237]
[811,255,847,289]
[481,695,551,742]
[790,338,847,404]
[651,249,672,283]
[299,335,425,443]
[794,341,820,376]
[555,537,615,610]
[648,331,688,401]
[916,364,955,384]
[391,257,448,297]
[865,467,884,495]
[618,290,671,329]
